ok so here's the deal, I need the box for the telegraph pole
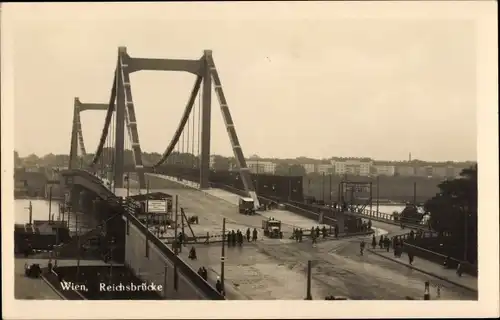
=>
[174,195,179,254]
[288,167,292,201]
[413,181,417,206]
[321,172,325,202]
[305,260,312,300]
[126,173,130,197]
[221,218,226,293]
[329,174,332,203]
[48,186,53,222]
[376,176,380,215]
[76,213,80,282]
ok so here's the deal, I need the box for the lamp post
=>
[221,218,226,294]
[321,172,325,203]
[125,173,130,197]
[48,185,53,222]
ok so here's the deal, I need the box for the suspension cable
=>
[110,104,116,179]
[191,95,196,168]
[186,104,191,168]
[197,89,201,169]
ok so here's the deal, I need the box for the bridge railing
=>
[108,197,225,300]
[66,169,224,300]
[403,240,478,277]
[390,230,478,277]
[210,182,334,224]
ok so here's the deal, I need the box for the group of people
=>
[196,267,225,297]
[292,225,340,243]
[443,256,464,277]
[370,234,415,264]
[226,228,258,247]
[196,266,208,281]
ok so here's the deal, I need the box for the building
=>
[413,165,432,177]
[302,163,316,174]
[317,164,334,175]
[209,155,216,169]
[395,164,415,176]
[372,163,396,176]
[331,159,372,176]
[432,166,448,178]
[246,160,276,174]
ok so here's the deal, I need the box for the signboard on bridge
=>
[147,200,168,213]
[343,185,370,193]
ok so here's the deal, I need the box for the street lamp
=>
[125,174,130,197]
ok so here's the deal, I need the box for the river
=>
[15,199,94,234]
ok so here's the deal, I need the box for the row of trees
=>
[424,165,478,263]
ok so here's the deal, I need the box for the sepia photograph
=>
[1,1,498,319]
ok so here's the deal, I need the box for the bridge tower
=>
[71,47,260,208]
[69,98,108,170]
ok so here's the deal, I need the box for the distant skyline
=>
[9,3,477,162]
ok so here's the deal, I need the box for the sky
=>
[6,2,478,161]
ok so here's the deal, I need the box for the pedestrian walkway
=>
[177,248,251,300]
[367,248,477,292]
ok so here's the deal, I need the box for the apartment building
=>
[246,160,276,174]
[331,159,372,176]
[317,164,334,174]
[302,163,316,174]
[372,163,396,176]
[432,166,448,178]
[395,164,415,176]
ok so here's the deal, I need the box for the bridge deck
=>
[112,174,340,299]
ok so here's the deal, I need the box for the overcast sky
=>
[7,2,478,161]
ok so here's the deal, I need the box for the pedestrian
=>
[237,230,243,246]
[379,235,384,249]
[315,226,320,239]
[231,230,237,246]
[408,252,414,265]
[189,246,197,260]
[252,228,258,242]
[246,228,251,242]
[202,267,208,281]
[299,229,303,242]
[215,277,223,294]
[371,235,377,249]
[322,226,327,238]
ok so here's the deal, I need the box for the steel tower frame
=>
[70,47,260,208]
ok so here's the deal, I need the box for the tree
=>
[289,164,306,176]
[14,150,21,167]
[424,165,477,263]
[212,155,231,171]
[24,153,40,166]
[274,162,290,175]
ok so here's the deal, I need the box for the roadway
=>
[114,176,477,300]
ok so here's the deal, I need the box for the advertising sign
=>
[147,200,167,213]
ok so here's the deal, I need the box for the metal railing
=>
[66,169,225,300]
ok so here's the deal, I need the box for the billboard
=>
[147,200,167,213]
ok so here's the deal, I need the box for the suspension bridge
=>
[58,47,432,300]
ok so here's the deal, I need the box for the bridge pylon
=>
[73,47,259,208]
[69,98,108,170]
